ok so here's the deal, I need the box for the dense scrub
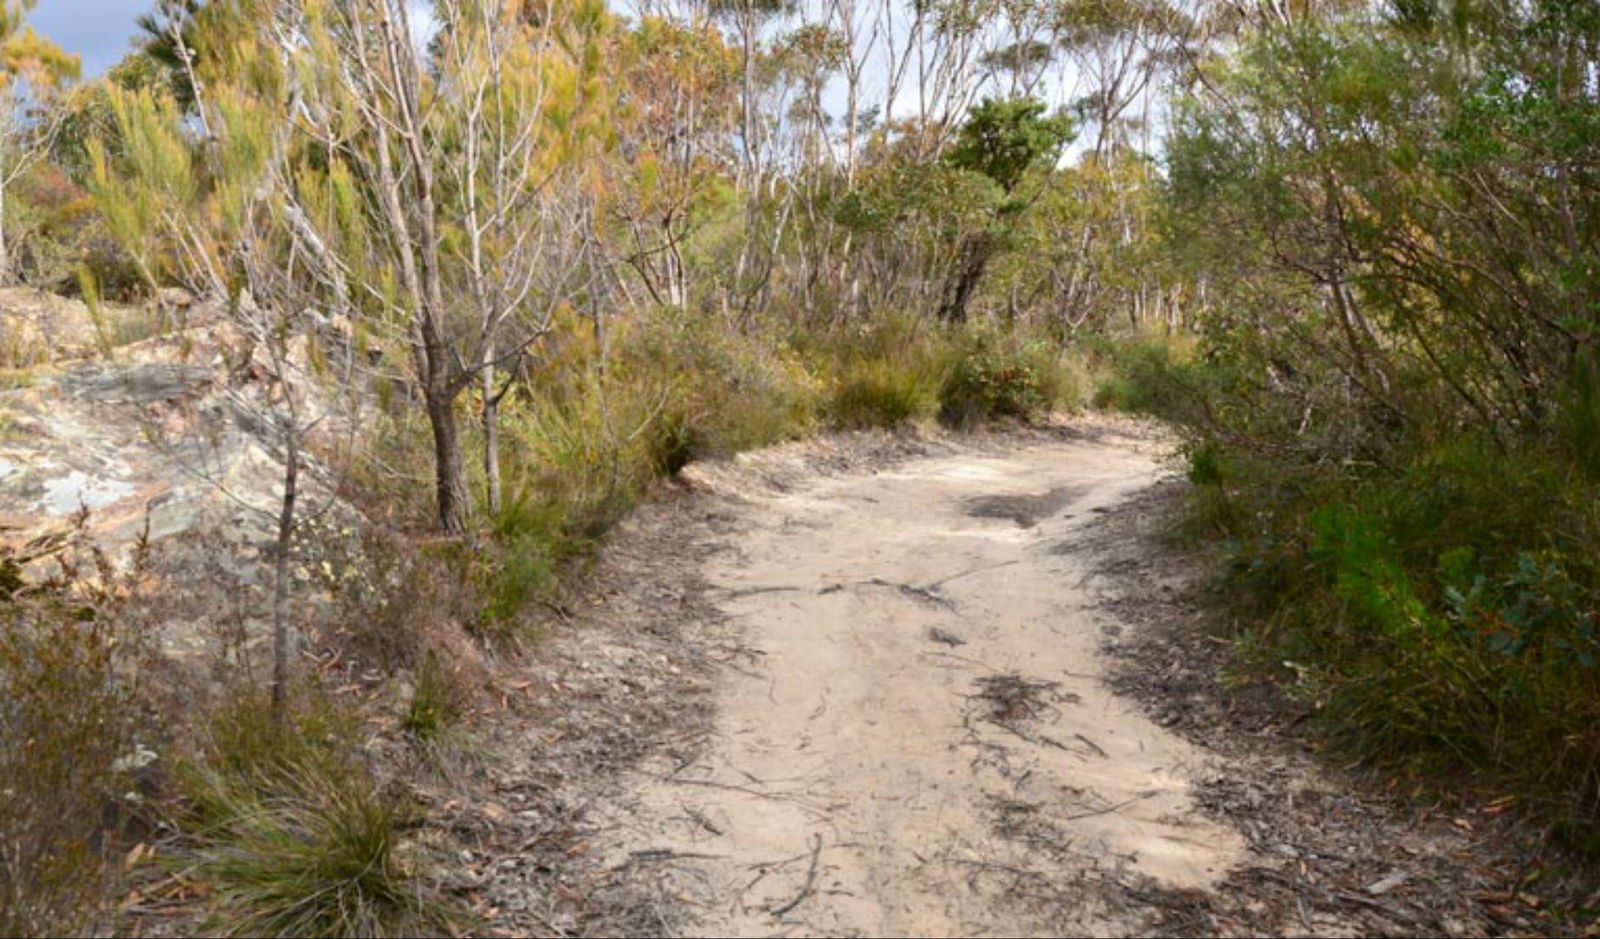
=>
[1127,0,1600,847]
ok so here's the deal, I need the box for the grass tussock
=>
[178,693,451,938]
[828,356,936,429]
[401,651,467,744]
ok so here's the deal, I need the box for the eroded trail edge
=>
[589,427,1244,937]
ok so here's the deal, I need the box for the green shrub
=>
[1560,353,1600,483]
[401,652,466,743]
[1186,430,1600,836]
[318,526,474,673]
[476,373,661,628]
[0,610,128,937]
[477,532,557,633]
[938,330,1065,427]
[1167,442,1249,543]
[617,314,818,462]
[1089,334,1195,414]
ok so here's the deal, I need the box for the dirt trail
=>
[467,426,1561,937]
[594,429,1247,936]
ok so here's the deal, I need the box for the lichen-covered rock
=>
[0,313,358,676]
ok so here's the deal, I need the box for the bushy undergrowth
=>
[0,510,472,937]
[455,312,1082,633]
[1110,339,1600,847]
[938,329,1076,427]
[828,357,937,429]
[0,538,140,938]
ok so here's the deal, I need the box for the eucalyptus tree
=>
[937,94,1073,322]
[95,0,608,537]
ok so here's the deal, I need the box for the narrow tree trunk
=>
[374,2,470,537]
[0,178,11,286]
[483,358,501,518]
[937,233,992,324]
[270,428,298,725]
[427,384,470,535]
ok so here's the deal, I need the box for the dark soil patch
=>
[971,672,1066,724]
[965,485,1082,528]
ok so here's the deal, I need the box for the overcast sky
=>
[32,0,149,79]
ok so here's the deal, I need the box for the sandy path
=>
[598,430,1249,937]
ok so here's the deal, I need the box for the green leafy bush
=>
[1180,432,1600,837]
[938,331,1067,427]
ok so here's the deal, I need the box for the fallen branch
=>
[628,848,725,862]
[723,584,810,599]
[639,770,811,806]
[926,560,1021,589]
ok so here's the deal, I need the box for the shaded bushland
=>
[1120,0,1600,849]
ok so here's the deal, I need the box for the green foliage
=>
[987,153,1174,334]
[0,569,133,936]
[473,313,819,630]
[184,766,433,938]
[946,96,1074,195]
[816,315,945,430]
[828,357,935,429]
[134,0,207,110]
[623,311,820,461]
[1087,334,1194,414]
[1561,353,1600,482]
[1178,430,1600,832]
[51,51,171,188]
[938,329,1069,427]
[478,382,637,632]
[1153,0,1600,812]
[183,690,355,795]
[401,652,465,743]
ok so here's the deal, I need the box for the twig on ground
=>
[683,803,724,836]
[1063,790,1159,821]
[768,833,823,918]
[1073,733,1108,758]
